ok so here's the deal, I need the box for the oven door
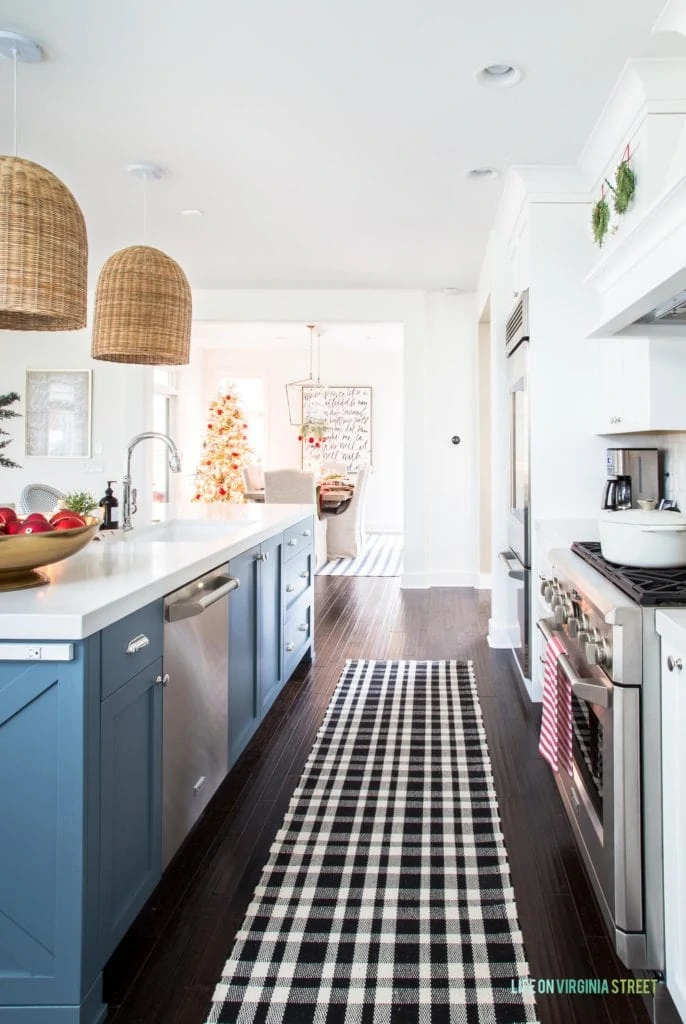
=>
[536,619,643,962]
[507,340,529,567]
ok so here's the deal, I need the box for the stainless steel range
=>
[537,541,684,974]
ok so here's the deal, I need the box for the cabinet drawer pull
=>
[285,583,295,592]
[302,529,311,537]
[299,570,309,579]
[155,673,170,687]
[288,538,298,547]
[285,641,295,652]
[126,634,150,655]
[667,655,683,672]
[297,622,308,632]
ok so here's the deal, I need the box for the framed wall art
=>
[301,385,372,472]
[25,369,92,458]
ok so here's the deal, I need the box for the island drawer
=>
[283,549,312,610]
[101,599,164,700]
[283,517,314,563]
[284,591,312,676]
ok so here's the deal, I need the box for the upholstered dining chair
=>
[241,463,265,492]
[325,464,371,559]
[263,469,328,569]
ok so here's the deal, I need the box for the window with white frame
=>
[218,376,266,464]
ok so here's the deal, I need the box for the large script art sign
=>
[301,386,372,472]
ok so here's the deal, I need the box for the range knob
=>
[540,577,551,600]
[567,612,588,639]
[584,635,611,668]
[554,596,573,626]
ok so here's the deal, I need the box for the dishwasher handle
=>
[165,576,240,622]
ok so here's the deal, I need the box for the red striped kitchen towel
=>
[538,633,573,776]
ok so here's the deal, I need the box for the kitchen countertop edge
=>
[0,505,314,641]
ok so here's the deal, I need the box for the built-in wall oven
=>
[500,290,530,678]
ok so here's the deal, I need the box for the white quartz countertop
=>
[0,503,314,640]
[655,609,686,651]
[535,518,600,552]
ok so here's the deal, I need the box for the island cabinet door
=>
[259,532,284,717]
[99,658,163,963]
[228,544,260,767]
[0,642,105,1012]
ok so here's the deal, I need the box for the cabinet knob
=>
[299,571,309,580]
[297,622,308,632]
[667,655,683,672]
[288,538,298,547]
[302,529,311,537]
[255,551,269,561]
[155,673,170,687]
[285,641,295,652]
[286,583,295,592]
[125,634,149,655]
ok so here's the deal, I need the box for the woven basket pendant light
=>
[92,164,191,365]
[0,32,88,331]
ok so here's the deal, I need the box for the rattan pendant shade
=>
[91,245,192,364]
[0,156,88,330]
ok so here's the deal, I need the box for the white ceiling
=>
[193,322,403,350]
[0,0,683,291]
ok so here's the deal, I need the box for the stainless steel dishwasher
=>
[162,565,239,867]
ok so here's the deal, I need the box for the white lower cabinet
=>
[661,638,686,1022]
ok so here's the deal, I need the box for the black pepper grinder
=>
[99,481,119,530]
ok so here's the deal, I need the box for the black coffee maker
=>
[601,448,660,510]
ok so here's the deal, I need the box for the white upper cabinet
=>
[596,336,686,434]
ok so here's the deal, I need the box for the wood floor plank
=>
[104,578,649,1024]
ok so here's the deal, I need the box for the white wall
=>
[190,290,481,587]
[0,323,153,519]
[187,330,403,533]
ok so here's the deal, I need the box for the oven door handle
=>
[498,550,525,580]
[536,618,612,709]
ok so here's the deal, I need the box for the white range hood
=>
[585,58,686,338]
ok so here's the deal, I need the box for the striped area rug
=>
[317,533,403,577]
[206,660,539,1024]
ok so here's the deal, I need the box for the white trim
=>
[487,620,520,648]
[476,573,492,590]
[400,571,428,589]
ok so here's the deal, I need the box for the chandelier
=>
[285,324,328,427]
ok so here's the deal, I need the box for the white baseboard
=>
[487,620,520,648]
[476,573,492,590]
[400,572,428,589]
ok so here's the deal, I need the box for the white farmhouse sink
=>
[136,519,254,543]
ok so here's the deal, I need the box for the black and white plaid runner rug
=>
[206,660,539,1023]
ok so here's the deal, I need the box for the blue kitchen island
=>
[0,504,315,1023]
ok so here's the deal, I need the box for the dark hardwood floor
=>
[104,577,649,1024]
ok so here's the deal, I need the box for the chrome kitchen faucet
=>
[122,432,182,531]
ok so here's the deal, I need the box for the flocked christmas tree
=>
[192,387,253,502]
[0,392,21,470]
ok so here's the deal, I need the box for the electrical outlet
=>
[27,647,41,659]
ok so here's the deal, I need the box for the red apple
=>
[6,521,23,535]
[25,512,49,523]
[52,517,87,531]
[17,520,54,534]
[50,510,85,526]
[0,506,17,522]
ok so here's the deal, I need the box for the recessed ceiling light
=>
[466,168,500,181]
[181,208,204,216]
[475,63,523,88]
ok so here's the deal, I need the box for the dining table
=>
[244,481,354,516]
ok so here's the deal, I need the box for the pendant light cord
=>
[12,46,17,156]
[142,178,148,245]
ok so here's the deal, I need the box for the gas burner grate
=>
[571,541,686,606]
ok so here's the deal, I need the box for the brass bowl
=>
[0,516,100,591]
